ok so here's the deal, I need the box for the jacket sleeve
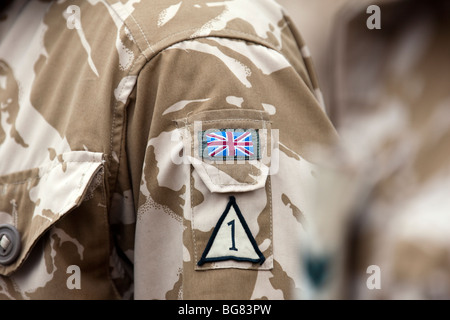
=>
[125,35,338,300]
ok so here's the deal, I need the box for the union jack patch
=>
[199,129,260,161]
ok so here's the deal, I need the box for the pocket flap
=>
[0,151,104,276]
[176,109,274,193]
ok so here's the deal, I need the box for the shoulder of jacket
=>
[103,0,290,60]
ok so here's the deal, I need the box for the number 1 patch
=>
[197,196,265,266]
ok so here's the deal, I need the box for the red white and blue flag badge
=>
[199,129,260,161]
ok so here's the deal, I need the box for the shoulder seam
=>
[127,23,282,62]
[122,11,283,62]
[101,1,286,63]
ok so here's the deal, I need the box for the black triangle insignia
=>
[197,196,265,266]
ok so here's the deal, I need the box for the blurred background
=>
[277,0,450,300]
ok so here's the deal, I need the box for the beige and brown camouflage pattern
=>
[301,0,450,300]
[0,0,337,299]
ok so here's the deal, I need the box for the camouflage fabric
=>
[0,0,337,299]
[301,0,450,299]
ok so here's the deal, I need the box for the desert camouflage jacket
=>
[0,0,337,299]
